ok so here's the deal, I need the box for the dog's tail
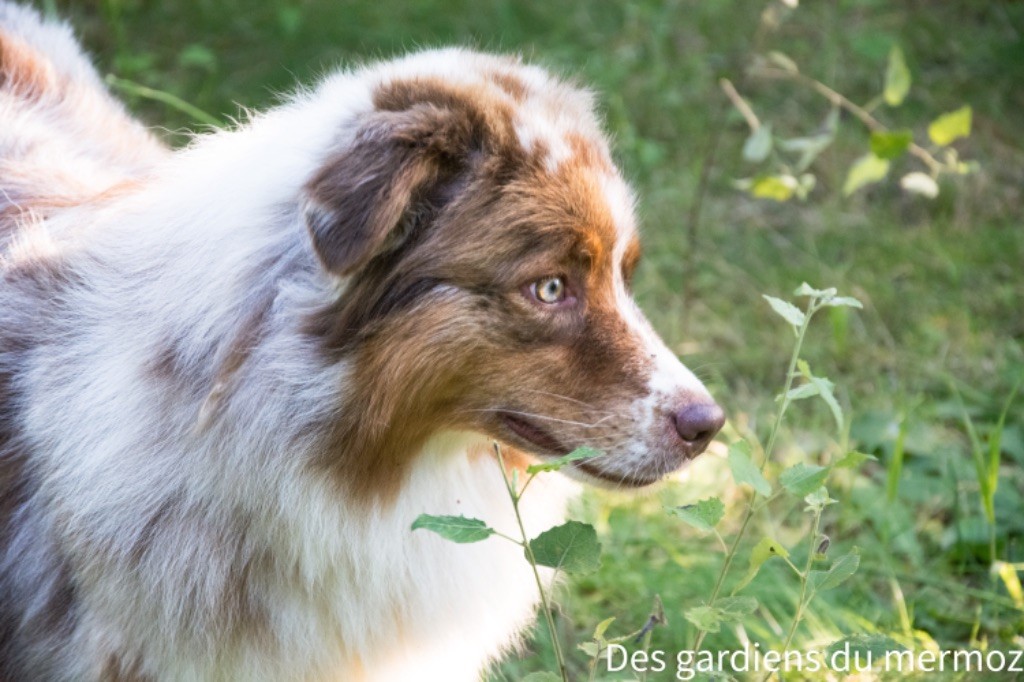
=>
[0,2,167,243]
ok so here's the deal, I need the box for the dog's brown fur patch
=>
[302,75,654,501]
[0,31,56,99]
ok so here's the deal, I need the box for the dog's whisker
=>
[516,389,614,412]
[460,408,615,429]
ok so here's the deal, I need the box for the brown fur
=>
[0,30,56,98]
[487,70,528,101]
[302,75,657,500]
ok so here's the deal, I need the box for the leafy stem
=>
[414,446,602,679]
[494,444,569,682]
[761,297,821,472]
[751,66,945,175]
[772,507,824,681]
[693,289,840,653]
[693,507,754,651]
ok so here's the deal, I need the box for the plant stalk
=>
[752,67,944,175]
[495,445,569,682]
[693,297,821,653]
[105,75,223,127]
[769,510,823,682]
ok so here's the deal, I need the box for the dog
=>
[0,4,724,680]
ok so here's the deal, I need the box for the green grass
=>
[50,0,1024,678]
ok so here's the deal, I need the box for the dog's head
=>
[304,50,723,491]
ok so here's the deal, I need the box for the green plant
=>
[951,374,1023,613]
[667,284,869,676]
[413,445,603,682]
[725,2,976,204]
[578,597,665,682]
[679,0,980,322]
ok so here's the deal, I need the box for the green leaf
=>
[900,171,939,198]
[668,497,725,533]
[797,360,845,433]
[836,451,877,468]
[795,284,861,309]
[728,441,772,497]
[779,133,833,173]
[526,446,601,474]
[762,295,806,329]
[684,605,722,633]
[715,596,759,623]
[528,521,601,575]
[779,463,830,497]
[784,382,820,402]
[735,537,789,591]
[749,174,798,201]
[742,124,773,163]
[793,282,836,298]
[928,105,972,146]
[751,536,790,563]
[593,616,616,641]
[822,295,864,309]
[777,108,837,172]
[803,486,837,512]
[815,378,844,433]
[989,378,1023,516]
[826,634,907,660]
[843,153,890,196]
[870,130,912,160]
[883,45,911,106]
[809,549,861,591]
[411,514,494,543]
[521,673,563,682]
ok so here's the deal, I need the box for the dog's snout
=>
[672,402,725,455]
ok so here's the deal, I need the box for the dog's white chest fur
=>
[199,434,575,682]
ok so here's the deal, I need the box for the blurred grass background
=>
[47,0,1023,678]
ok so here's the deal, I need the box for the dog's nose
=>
[672,402,725,456]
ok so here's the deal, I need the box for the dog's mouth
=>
[497,411,663,488]
[498,412,568,456]
[572,458,662,488]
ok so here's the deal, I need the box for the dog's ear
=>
[302,104,472,276]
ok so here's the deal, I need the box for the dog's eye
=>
[531,276,567,304]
